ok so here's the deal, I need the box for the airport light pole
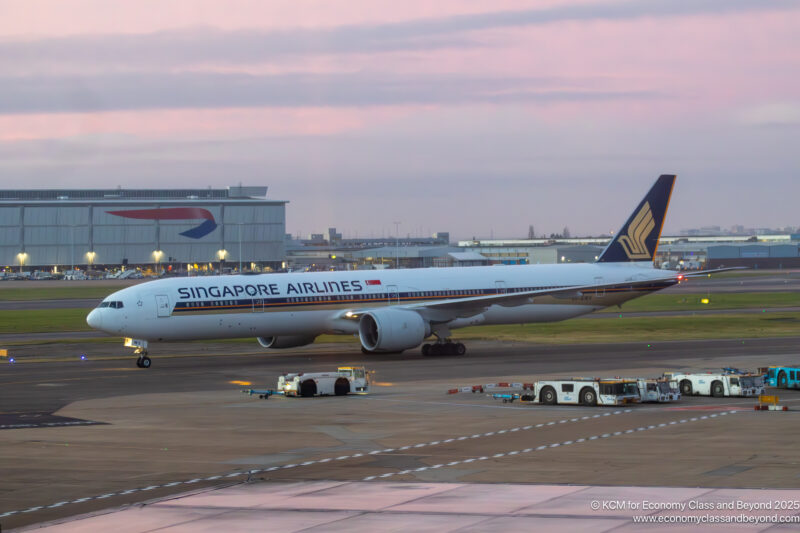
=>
[394,221,401,269]
[153,250,163,274]
[70,224,75,271]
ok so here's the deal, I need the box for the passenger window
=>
[791,371,796,380]
[561,384,574,393]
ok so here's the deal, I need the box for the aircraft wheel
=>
[140,356,152,369]
[421,344,431,356]
[135,357,143,368]
[455,343,466,356]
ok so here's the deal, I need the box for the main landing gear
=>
[422,326,467,357]
[421,341,466,357]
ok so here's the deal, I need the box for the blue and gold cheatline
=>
[171,281,675,315]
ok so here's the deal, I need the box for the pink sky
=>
[1,0,799,238]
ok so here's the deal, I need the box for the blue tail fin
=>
[596,174,676,263]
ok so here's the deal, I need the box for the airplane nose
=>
[86,309,103,330]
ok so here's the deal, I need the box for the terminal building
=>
[0,186,286,272]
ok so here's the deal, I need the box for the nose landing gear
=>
[125,338,151,369]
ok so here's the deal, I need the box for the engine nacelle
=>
[358,308,429,352]
[257,335,317,349]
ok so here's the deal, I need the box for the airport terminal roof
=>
[0,186,269,201]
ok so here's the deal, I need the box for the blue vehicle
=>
[763,366,800,389]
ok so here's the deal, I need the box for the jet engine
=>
[257,335,317,349]
[358,308,429,352]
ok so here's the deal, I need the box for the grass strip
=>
[0,287,125,301]
[0,308,93,333]
[601,291,800,313]
[455,313,800,344]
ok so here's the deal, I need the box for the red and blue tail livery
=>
[596,174,675,263]
[106,207,218,239]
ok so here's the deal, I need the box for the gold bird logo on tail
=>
[617,201,655,259]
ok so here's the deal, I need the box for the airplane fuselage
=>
[87,262,676,343]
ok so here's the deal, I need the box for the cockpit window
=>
[98,301,124,309]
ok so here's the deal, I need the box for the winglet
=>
[596,174,676,263]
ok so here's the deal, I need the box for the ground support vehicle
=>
[278,366,369,397]
[534,378,640,406]
[636,378,681,403]
[762,366,800,389]
[242,389,285,400]
[665,372,764,397]
[490,392,536,404]
[447,382,534,394]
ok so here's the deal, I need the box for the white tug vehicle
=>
[533,378,640,406]
[278,366,370,397]
[664,371,764,398]
[635,378,681,403]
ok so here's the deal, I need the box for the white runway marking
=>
[362,412,735,481]
[0,408,634,520]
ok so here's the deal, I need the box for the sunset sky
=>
[1,0,798,239]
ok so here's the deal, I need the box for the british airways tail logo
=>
[106,208,218,239]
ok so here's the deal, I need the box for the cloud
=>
[0,72,658,114]
[737,102,800,127]
[1,0,797,71]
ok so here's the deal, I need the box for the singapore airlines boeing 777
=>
[87,175,713,368]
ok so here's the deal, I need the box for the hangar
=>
[0,186,286,272]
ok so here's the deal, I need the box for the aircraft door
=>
[593,276,605,298]
[387,285,399,305]
[155,294,171,317]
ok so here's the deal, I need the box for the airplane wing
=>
[337,275,681,322]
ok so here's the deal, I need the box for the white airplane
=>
[86,174,716,368]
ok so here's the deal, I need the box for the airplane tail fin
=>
[596,174,676,263]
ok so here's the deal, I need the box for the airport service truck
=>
[278,366,369,397]
[665,372,764,397]
[534,378,640,406]
[762,366,800,389]
[636,378,681,403]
